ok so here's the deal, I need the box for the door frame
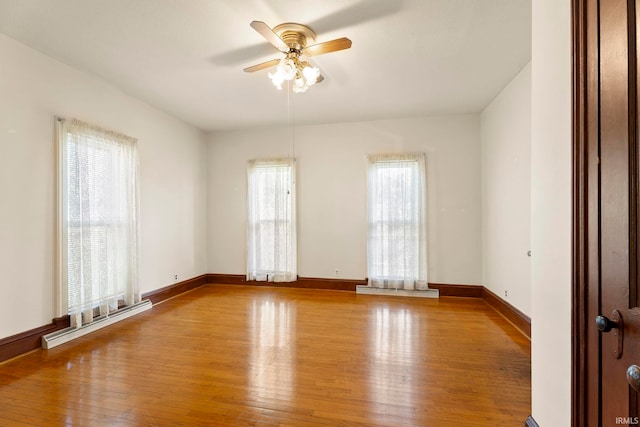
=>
[572,0,593,425]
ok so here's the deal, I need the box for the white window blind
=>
[57,118,139,327]
[367,153,428,290]
[246,158,297,282]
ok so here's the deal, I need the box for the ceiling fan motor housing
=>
[273,23,317,50]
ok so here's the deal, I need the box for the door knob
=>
[596,315,619,332]
[627,365,640,392]
[596,310,624,358]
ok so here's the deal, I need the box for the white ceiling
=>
[0,0,531,132]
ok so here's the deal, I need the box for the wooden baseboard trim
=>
[206,273,248,285]
[292,277,366,291]
[525,415,539,427]
[483,287,531,339]
[0,315,70,363]
[428,283,483,298]
[206,274,366,291]
[142,274,208,304]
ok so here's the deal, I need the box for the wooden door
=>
[575,0,640,425]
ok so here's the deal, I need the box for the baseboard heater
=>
[356,285,439,298]
[41,300,152,350]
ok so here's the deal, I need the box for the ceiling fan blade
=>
[243,58,280,73]
[303,37,352,56]
[250,21,289,52]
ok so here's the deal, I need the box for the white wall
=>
[207,115,482,285]
[531,0,572,425]
[480,63,532,317]
[0,34,208,339]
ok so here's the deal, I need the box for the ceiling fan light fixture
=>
[293,77,307,94]
[268,69,285,90]
[302,62,320,85]
[268,54,320,93]
[279,57,297,80]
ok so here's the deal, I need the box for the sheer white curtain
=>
[246,158,297,282]
[367,153,428,290]
[57,118,139,327]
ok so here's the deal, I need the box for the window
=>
[246,158,297,282]
[57,118,139,327]
[367,153,427,290]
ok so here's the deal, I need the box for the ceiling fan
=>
[244,21,352,93]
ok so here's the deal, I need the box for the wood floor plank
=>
[0,285,530,426]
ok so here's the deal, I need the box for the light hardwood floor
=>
[0,285,530,426]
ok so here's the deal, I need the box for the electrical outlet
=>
[504,290,508,298]
[174,274,178,281]
[334,269,339,277]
